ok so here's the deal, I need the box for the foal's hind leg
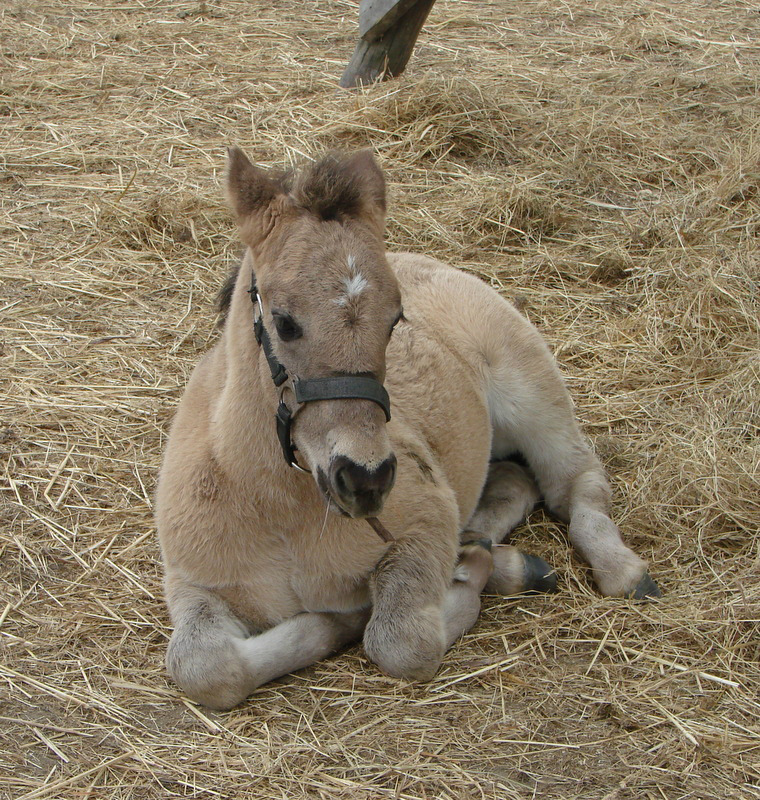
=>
[165,580,367,710]
[557,459,660,598]
[509,427,659,598]
[467,460,539,544]
[485,339,659,599]
[464,461,557,595]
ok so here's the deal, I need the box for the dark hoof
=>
[523,554,558,593]
[461,537,492,552]
[631,572,662,600]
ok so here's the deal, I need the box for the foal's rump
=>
[387,251,585,516]
[388,250,563,429]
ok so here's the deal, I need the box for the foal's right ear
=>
[225,148,286,241]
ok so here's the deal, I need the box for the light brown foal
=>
[155,148,659,710]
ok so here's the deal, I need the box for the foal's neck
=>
[213,253,291,483]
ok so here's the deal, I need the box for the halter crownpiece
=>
[248,270,392,471]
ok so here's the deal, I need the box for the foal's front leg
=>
[363,496,492,681]
[165,580,367,710]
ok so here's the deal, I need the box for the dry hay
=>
[1,0,758,798]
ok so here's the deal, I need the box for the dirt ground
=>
[1,1,758,798]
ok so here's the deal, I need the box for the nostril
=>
[376,454,396,492]
[331,455,397,501]
[334,465,350,496]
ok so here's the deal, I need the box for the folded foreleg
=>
[363,493,511,682]
[165,581,367,710]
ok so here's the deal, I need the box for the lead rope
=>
[366,517,394,543]
[249,270,394,543]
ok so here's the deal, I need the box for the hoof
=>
[461,537,492,552]
[630,572,662,600]
[523,554,558,594]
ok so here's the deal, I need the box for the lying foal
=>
[155,148,659,710]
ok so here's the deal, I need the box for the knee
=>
[166,629,252,711]
[364,605,445,682]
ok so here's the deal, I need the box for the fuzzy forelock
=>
[287,153,383,222]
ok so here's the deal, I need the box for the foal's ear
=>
[345,149,386,234]
[225,147,290,245]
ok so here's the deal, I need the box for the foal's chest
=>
[287,522,387,614]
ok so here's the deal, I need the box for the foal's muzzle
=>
[329,454,397,518]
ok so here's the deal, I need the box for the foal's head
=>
[227,148,402,518]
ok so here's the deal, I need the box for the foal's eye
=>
[272,313,302,342]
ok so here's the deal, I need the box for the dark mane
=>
[216,261,241,326]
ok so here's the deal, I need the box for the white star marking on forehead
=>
[334,255,368,306]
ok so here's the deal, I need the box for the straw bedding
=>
[1,0,758,797]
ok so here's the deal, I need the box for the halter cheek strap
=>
[248,271,391,471]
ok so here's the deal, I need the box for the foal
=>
[156,148,659,710]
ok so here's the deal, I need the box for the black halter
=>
[248,271,391,471]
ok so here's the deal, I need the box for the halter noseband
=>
[249,271,391,472]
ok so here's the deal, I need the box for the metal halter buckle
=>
[276,386,310,473]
